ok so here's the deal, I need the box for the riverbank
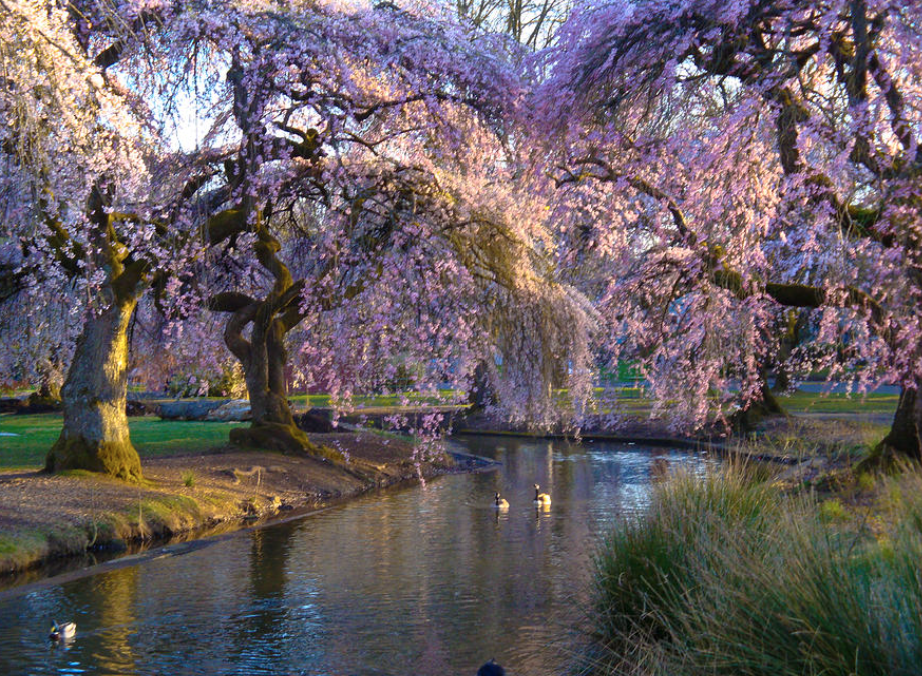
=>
[457,408,891,484]
[0,431,473,579]
[0,399,892,582]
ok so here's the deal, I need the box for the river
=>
[0,436,713,675]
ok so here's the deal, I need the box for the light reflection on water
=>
[0,437,714,675]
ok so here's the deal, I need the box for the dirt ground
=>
[0,431,467,577]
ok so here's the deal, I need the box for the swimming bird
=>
[492,492,509,510]
[49,620,76,641]
[533,483,551,505]
[477,658,505,676]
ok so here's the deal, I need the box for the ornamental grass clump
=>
[584,466,922,676]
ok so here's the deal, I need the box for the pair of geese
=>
[493,484,550,510]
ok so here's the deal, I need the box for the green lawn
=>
[588,387,898,417]
[290,389,463,407]
[0,388,897,470]
[0,414,243,470]
[778,390,898,415]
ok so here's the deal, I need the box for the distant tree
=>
[455,0,572,49]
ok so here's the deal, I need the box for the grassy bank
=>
[584,465,922,676]
[0,425,456,580]
[0,487,239,578]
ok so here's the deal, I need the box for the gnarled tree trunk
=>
[44,183,150,481]
[229,314,328,457]
[212,216,338,460]
[45,297,142,481]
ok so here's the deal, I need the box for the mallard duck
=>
[533,483,551,505]
[49,620,76,641]
[492,492,509,510]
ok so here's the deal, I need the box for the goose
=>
[533,483,551,506]
[49,620,76,641]
[492,492,509,510]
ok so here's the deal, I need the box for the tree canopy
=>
[540,0,922,456]
[2,0,922,478]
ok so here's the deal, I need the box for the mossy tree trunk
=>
[45,296,143,481]
[44,184,149,481]
[229,310,325,456]
[879,386,922,462]
[731,375,786,433]
[211,216,334,458]
[208,67,334,457]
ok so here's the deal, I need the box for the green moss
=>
[0,524,90,574]
[230,421,342,461]
[46,434,142,482]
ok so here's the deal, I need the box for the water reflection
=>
[91,566,139,674]
[0,438,713,675]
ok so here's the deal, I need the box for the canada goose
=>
[477,658,505,676]
[533,483,551,505]
[492,492,509,510]
[49,620,75,641]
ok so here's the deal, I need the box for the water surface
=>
[0,437,713,675]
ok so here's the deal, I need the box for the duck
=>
[492,492,509,510]
[49,620,76,641]
[477,658,505,676]
[533,483,551,506]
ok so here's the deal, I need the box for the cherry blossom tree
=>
[191,2,594,453]
[542,0,922,460]
[2,0,595,477]
[1,0,268,478]
[0,0,163,479]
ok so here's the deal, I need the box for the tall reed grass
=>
[583,465,922,676]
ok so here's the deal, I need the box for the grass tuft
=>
[583,465,922,676]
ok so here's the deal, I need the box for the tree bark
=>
[468,360,496,410]
[731,376,786,433]
[772,310,807,393]
[213,219,341,461]
[45,297,143,481]
[228,315,334,458]
[879,386,922,462]
[858,383,922,471]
